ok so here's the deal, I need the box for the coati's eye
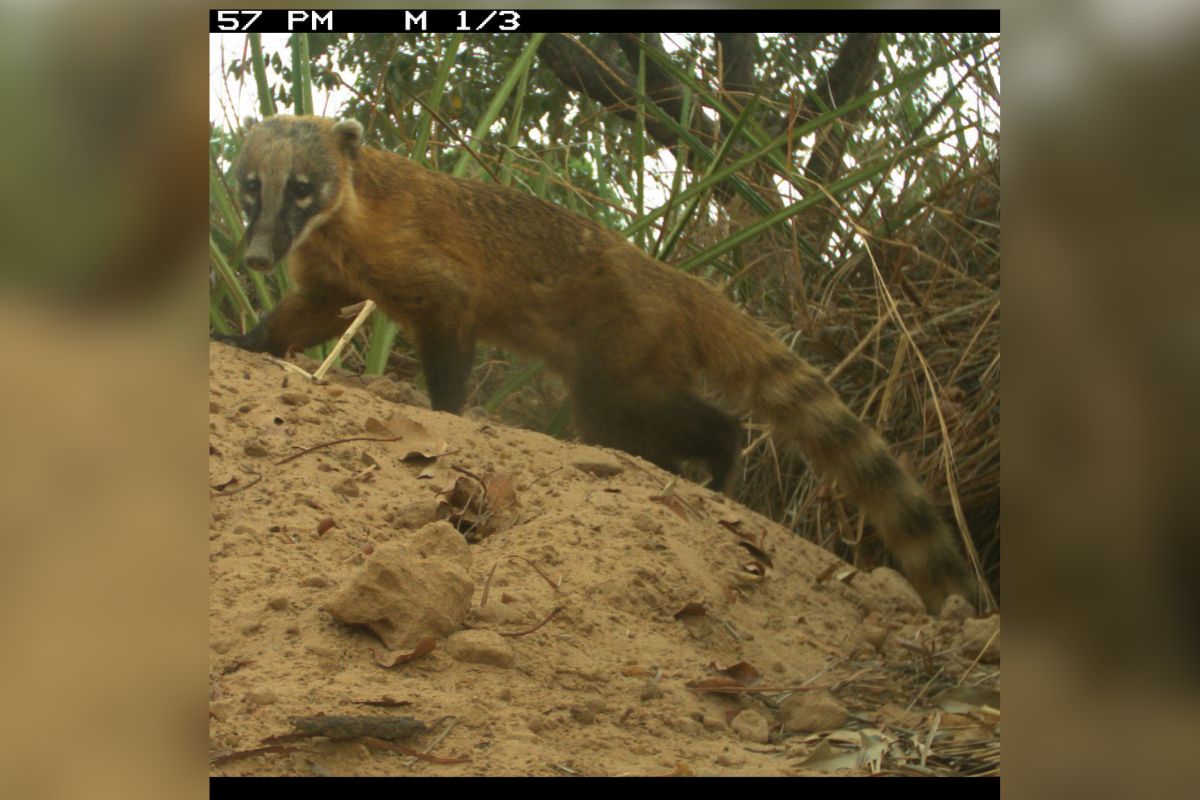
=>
[291,179,312,199]
[244,177,261,194]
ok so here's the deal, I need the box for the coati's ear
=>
[332,119,363,157]
[242,116,259,133]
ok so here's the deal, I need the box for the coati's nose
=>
[244,253,274,272]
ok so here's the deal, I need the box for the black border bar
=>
[210,9,1000,34]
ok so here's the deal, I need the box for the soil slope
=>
[208,342,999,777]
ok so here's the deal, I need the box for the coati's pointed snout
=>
[244,250,275,272]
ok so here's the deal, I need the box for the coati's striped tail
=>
[708,319,975,612]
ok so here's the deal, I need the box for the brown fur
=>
[217,115,976,612]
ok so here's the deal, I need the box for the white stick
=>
[268,356,314,380]
[313,299,377,381]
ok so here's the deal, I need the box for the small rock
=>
[861,624,888,650]
[640,681,664,701]
[940,593,974,621]
[671,716,703,736]
[570,704,597,725]
[631,512,661,534]
[857,567,926,613]
[266,596,289,611]
[730,710,771,744]
[445,630,515,668]
[209,700,235,721]
[780,691,848,733]
[323,521,474,649]
[280,391,310,406]
[245,691,278,708]
[243,441,270,457]
[391,502,435,530]
[961,614,1000,663]
[299,575,329,588]
[333,479,360,498]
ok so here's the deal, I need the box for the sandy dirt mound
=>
[208,342,999,777]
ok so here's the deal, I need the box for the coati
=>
[214,114,976,612]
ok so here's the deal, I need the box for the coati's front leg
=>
[412,317,477,413]
[212,285,357,357]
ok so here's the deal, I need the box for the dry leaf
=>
[815,562,841,584]
[708,661,762,686]
[211,475,238,491]
[649,494,690,521]
[418,464,446,481]
[737,540,773,568]
[364,415,447,459]
[798,732,887,773]
[373,637,437,668]
[435,470,519,540]
[932,686,1001,714]
[672,602,707,620]
[717,513,743,534]
[482,472,516,513]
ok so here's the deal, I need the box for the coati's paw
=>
[211,331,245,348]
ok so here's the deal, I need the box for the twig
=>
[275,435,406,466]
[359,736,470,765]
[516,465,564,499]
[313,300,377,381]
[210,471,263,497]
[210,744,305,765]
[954,625,999,688]
[497,605,565,637]
[268,356,315,380]
[480,555,563,606]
